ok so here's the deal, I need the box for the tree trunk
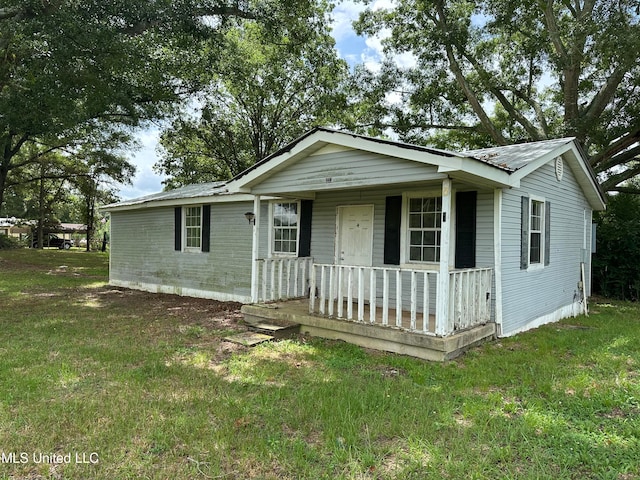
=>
[0,177,6,217]
[85,194,92,252]
[37,168,46,248]
[0,158,9,216]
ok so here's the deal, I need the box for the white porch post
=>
[493,188,504,335]
[436,178,452,335]
[250,195,261,303]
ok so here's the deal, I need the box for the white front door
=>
[336,205,374,298]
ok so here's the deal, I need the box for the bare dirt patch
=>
[78,287,250,362]
[90,286,245,327]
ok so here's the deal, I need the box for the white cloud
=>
[330,0,398,40]
[332,0,414,72]
[364,27,388,58]
[361,32,417,72]
[332,0,417,73]
[116,127,166,200]
[331,1,366,43]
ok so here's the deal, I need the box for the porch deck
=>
[241,299,496,361]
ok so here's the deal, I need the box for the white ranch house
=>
[104,128,605,360]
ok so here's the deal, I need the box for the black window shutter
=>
[299,200,313,257]
[455,191,477,268]
[520,196,529,269]
[544,201,551,266]
[174,207,182,251]
[384,196,402,265]
[202,205,211,252]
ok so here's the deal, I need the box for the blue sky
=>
[117,1,399,200]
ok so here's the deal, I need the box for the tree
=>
[355,0,640,193]
[71,148,135,251]
[0,0,319,210]
[593,189,640,300]
[1,145,73,247]
[2,136,134,249]
[156,10,350,187]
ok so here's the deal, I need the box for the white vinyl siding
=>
[306,187,495,318]
[250,149,443,195]
[110,202,254,302]
[501,160,591,336]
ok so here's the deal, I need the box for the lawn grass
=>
[1,249,639,479]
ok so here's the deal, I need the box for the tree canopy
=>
[0,0,322,209]
[355,0,640,193]
[156,10,349,187]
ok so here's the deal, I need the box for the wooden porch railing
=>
[449,268,493,331]
[308,264,493,337]
[309,264,440,335]
[255,257,313,302]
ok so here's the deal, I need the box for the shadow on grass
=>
[1,249,639,479]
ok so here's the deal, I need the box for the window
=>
[408,196,442,262]
[184,206,202,250]
[529,199,544,264]
[272,202,299,255]
[521,196,549,270]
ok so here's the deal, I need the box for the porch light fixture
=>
[244,212,255,225]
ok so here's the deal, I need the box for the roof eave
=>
[100,193,257,212]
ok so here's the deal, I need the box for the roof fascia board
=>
[229,132,333,192]
[250,173,449,196]
[564,144,607,210]
[439,158,515,187]
[102,193,262,212]
[332,134,463,166]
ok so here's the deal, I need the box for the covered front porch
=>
[251,256,492,335]
[242,256,495,360]
[231,128,505,358]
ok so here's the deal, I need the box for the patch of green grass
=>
[1,250,639,479]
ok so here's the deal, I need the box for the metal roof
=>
[102,181,229,210]
[464,138,575,172]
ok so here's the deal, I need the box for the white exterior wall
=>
[305,186,494,313]
[110,202,254,302]
[500,160,592,336]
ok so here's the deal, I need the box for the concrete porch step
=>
[223,331,275,346]
[247,322,300,338]
[243,308,301,339]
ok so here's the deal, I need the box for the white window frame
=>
[183,205,203,252]
[401,190,443,267]
[269,200,300,257]
[528,196,545,269]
